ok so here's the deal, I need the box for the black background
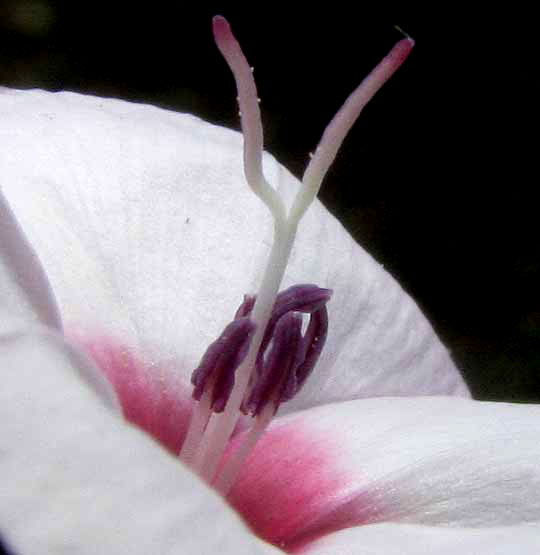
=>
[0,2,538,404]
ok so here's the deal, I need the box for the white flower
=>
[1,18,539,554]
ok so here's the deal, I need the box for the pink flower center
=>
[70,329,379,552]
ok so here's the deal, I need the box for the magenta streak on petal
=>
[67,328,193,455]
[227,420,381,552]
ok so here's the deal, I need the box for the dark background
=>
[0,2,538,404]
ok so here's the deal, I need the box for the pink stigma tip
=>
[212,15,231,42]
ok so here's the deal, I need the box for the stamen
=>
[178,379,213,464]
[216,304,329,494]
[281,304,329,402]
[214,400,275,496]
[180,316,255,465]
[186,15,414,488]
[234,294,256,318]
[255,284,332,367]
[191,317,256,413]
[243,311,304,417]
[215,313,302,495]
[230,285,332,369]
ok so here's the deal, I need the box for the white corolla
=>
[1,16,539,555]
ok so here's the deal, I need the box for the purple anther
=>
[242,312,304,416]
[239,285,331,416]
[234,294,256,319]
[257,284,332,368]
[191,284,330,415]
[280,304,329,402]
[191,316,255,412]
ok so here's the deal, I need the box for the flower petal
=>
[0,319,281,555]
[0,188,61,331]
[0,89,468,413]
[301,523,540,554]
[228,397,540,551]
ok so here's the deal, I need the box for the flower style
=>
[1,16,540,555]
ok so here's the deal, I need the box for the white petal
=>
[229,397,540,549]
[0,89,468,411]
[0,320,280,554]
[302,523,540,554]
[0,188,61,331]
